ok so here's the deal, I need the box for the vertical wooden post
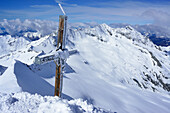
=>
[57,15,65,50]
[54,15,67,97]
[54,64,61,96]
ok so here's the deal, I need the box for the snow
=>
[0,22,170,113]
[0,60,21,93]
[0,35,30,56]
[0,92,106,113]
[110,23,170,39]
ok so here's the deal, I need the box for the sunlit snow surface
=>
[0,23,170,113]
[0,92,107,113]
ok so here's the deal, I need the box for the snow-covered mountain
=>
[0,22,170,113]
[0,19,59,41]
[0,19,97,41]
[1,19,170,46]
[110,23,170,46]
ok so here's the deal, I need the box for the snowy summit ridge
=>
[0,21,170,113]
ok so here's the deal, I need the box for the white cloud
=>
[63,1,170,25]
[30,5,55,8]
[141,9,170,29]
[1,0,170,25]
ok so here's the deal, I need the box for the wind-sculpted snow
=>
[0,60,170,113]
[0,92,107,113]
[0,23,170,113]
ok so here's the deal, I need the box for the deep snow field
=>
[0,22,170,113]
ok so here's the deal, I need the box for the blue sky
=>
[0,0,170,25]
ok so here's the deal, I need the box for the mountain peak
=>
[125,25,135,31]
[98,23,111,29]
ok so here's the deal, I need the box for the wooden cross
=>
[54,15,67,97]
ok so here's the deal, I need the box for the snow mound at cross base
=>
[0,92,108,113]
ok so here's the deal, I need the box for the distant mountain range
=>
[110,23,170,46]
[0,19,170,47]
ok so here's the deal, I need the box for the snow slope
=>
[0,23,170,113]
